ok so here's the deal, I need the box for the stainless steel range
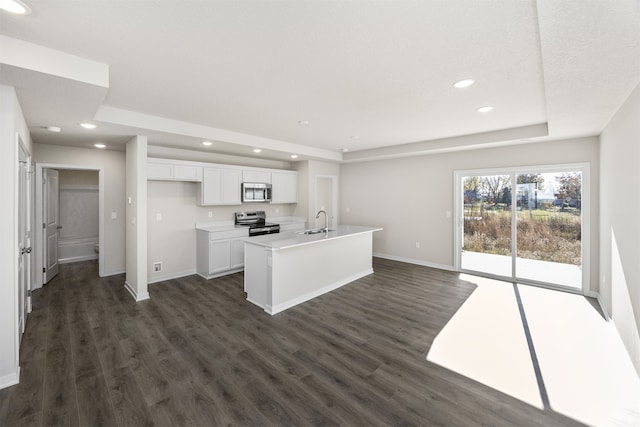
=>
[235,211,280,236]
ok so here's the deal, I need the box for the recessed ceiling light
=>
[341,148,349,153]
[477,106,494,113]
[290,154,298,159]
[202,141,213,146]
[94,143,106,149]
[80,123,97,129]
[0,0,32,15]
[46,126,62,133]
[253,148,262,153]
[297,120,310,126]
[453,79,475,89]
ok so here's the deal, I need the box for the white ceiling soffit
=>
[0,1,638,162]
[536,0,640,139]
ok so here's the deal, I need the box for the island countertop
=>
[243,225,382,250]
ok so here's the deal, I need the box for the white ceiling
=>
[0,0,638,162]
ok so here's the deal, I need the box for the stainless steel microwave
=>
[241,182,272,203]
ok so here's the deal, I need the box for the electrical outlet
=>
[208,211,213,218]
[415,242,421,249]
[156,213,162,221]
[153,262,162,272]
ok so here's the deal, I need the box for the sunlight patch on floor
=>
[427,274,640,427]
[426,275,543,408]
[520,285,640,427]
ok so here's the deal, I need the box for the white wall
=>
[0,85,33,388]
[125,136,149,301]
[147,158,298,283]
[600,83,640,375]
[293,160,340,227]
[33,144,126,276]
[340,137,600,284]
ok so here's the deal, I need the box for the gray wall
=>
[340,137,600,284]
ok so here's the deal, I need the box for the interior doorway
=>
[314,175,338,229]
[454,163,590,293]
[17,137,31,338]
[35,164,104,288]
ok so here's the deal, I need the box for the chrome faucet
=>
[316,210,328,231]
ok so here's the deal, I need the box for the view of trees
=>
[463,171,583,266]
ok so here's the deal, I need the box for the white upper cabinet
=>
[148,157,296,205]
[199,167,242,205]
[271,171,298,204]
[242,169,271,183]
[147,158,202,182]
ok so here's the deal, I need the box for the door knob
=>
[25,247,32,254]
[57,225,63,230]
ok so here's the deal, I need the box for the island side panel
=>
[244,243,270,309]
[268,231,374,314]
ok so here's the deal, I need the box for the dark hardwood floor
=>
[0,258,585,426]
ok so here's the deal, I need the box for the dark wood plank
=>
[0,259,587,427]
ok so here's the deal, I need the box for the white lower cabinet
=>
[197,228,248,279]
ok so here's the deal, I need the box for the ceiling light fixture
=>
[80,123,97,129]
[341,148,349,153]
[477,106,494,113]
[453,79,475,89]
[46,126,62,133]
[201,141,213,146]
[253,148,262,153]
[290,154,298,159]
[0,0,32,15]
[94,143,106,149]
[297,120,310,126]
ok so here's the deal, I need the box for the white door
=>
[18,142,31,336]
[315,176,337,228]
[43,168,60,284]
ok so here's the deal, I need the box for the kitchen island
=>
[244,225,382,315]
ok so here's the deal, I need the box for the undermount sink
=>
[299,228,335,235]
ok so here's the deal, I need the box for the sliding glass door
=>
[461,174,513,278]
[456,165,588,291]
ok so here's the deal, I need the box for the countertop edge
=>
[244,226,383,250]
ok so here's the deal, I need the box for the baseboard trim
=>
[196,268,244,281]
[124,281,150,302]
[58,254,98,264]
[266,268,373,315]
[148,269,197,284]
[0,368,20,390]
[373,253,455,272]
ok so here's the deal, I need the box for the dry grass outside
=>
[464,209,581,265]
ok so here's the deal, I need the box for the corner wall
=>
[125,136,149,301]
[600,83,640,374]
[0,85,33,388]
